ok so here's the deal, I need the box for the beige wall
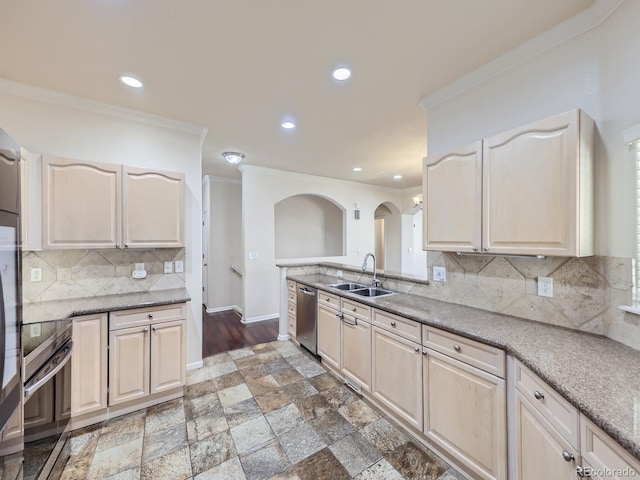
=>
[0,87,205,367]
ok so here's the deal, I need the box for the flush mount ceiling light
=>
[393,175,402,180]
[222,152,245,164]
[353,167,362,172]
[412,193,423,209]
[119,75,143,88]
[332,67,351,81]
[281,121,296,129]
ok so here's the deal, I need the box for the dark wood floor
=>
[202,307,280,357]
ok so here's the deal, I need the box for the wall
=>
[204,176,242,312]
[0,85,205,367]
[240,165,403,322]
[274,195,344,259]
[421,0,640,349]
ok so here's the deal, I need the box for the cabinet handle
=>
[534,391,545,400]
[144,327,149,332]
[390,321,396,327]
[453,344,461,352]
[561,451,574,462]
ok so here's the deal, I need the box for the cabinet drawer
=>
[515,360,579,449]
[288,314,296,336]
[287,280,296,293]
[318,291,340,309]
[341,299,371,323]
[288,290,297,304]
[110,303,187,330]
[423,326,505,378]
[288,301,296,317]
[580,414,640,477]
[372,309,421,343]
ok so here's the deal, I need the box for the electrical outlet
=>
[135,263,145,271]
[174,261,184,273]
[433,266,446,282]
[164,261,173,274]
[538,276,554,297]
[248,251,258,260]
[336,270,343,279]
[30,324,41,337]
[31,268,42,282]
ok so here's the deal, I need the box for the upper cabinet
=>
[41,157,184,249]
[43,156,121,249]
[423,110,594,257]
[122,167,184,248]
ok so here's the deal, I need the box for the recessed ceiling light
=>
[119,75,143,88]
[281,121,296,129]
[222,152,244,165]
[393,175,402,180]
[332,67,351,81]
[353,167,362,172]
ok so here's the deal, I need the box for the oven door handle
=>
[24,341,73,399]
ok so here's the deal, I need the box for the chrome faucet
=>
[362,253,381,287]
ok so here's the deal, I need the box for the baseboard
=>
[205,305,243,315]
[187,360,203,371]
[277,333,290,341]
[241,313,279,324]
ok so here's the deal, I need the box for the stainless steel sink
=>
[352,287,396,298]
[327,282,368,291]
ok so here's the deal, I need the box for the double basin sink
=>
[327,282,396,298]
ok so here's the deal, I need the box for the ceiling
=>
[0,0,593,188]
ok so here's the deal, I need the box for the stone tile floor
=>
[58,340,466,480]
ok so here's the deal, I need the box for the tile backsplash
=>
[22,248,186,303]
[288,254,640,351]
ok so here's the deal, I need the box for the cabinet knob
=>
[453,344,461,352]
[144,327,149,332]
[482,247,488,252]
[472,246,478,252]
[390,321,396,327]
[335,313,341,318]
[533,391,545,400]
[561,451,574,462]
[326,298,330,302]
[414,346,420,352]
[148,314,153,319]
[422,349,428,355]
[124,244,129,248]
[352,308,357,312]
[152,326,157,331]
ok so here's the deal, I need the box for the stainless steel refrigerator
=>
[0,129,23,477]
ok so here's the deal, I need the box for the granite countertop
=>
[288,273,640,462]
[22,288,191,324]
[277,261,431,285]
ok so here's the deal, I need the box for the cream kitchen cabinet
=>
[41,156,185,249]
[71,313,108,417]
[423,109,594,257]
[42,156,122,249]
[371,309,422,430]
[287,280,297,339]
[108,304,186,407]
[340,298,372,393]
[122,166,185,248]
[423,327,507,480]
[317,298,341,371]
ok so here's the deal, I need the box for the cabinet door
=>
[317,304,341,371]
[341,316,371,392]
[122,166,184,248]
[424,350,506,480]
[515,390,578,480]
[55,362,72,421]
[1,402,22,442]
[23,381,54,430]
[42,156,121,249]
[109,326,150,406]
[482,110,590,256]
[71,313,108,416]
[371,327,422,429]
[150,320,186,394]
[423,142,482,252]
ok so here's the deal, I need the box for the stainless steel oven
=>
[22,320,72,480]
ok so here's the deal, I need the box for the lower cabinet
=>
[317,303,341,371]
[424,349,506,480]
[371,325,422,430]
[515,390,578,479]
[340,313,371,393]
[71,313,108,416]
[109,306,186,407]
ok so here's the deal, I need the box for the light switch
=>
[164,261,174,274]
[248,251,258,260]
[174,261,184,273]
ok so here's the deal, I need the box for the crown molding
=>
[419,0,624,110]
[623,124,640,146]
[0,77,208,139]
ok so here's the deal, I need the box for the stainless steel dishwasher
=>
[296,285,317,354]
